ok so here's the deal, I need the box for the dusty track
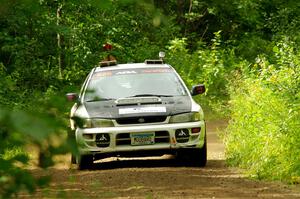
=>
[23,120,300,198]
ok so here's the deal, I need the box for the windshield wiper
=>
[126,94,174,98]
[85,98,115,102]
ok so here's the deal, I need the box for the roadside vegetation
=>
[225,40,300,183]
[0,0,299,197]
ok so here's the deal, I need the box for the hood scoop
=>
[115,97,162,106]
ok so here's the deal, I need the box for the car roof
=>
[94,63,172,72]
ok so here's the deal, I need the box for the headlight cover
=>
[169,112,202,123]
[82,118,114,128]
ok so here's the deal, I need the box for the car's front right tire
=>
[77,154,94,170]
[71,154,76,164]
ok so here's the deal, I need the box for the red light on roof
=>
[103,43,112,51]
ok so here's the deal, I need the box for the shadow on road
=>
[86,157,226,170]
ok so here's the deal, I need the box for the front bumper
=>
[75,121,206,156]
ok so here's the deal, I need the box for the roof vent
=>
[145,60,164,64]
[99,60,117,67]
[145,51,165,64]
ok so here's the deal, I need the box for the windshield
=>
[84,68,187,101]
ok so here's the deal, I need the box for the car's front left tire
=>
[176,134,207,167]
[190,136,207,167]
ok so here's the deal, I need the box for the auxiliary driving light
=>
[96,133,110,147]
[175,129,189,143]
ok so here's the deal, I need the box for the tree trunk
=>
[57,4,63,79]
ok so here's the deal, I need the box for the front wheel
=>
[176,135,207,167]
[77,154,94,170]
[71,154,76,164]
[190,137,207,167]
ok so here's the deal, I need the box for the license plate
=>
[131,133,155,146]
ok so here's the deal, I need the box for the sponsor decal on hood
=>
[119,107,167,115]
[81,96,192,119]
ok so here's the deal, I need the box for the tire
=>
[191,136,207,167]
[77,154,94,170]
[71,154,76,164]
[67,129,77,165]
[176,135,207,167]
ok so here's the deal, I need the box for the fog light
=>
[96,133,110,147]
[175,129,189,143]
[191,127,201,134]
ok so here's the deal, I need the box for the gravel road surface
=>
[22,120,300,199]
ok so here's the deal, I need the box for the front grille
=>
[116,116,167,125]
[155,131,170,143]
[115,133,131,146]
[116,131,170,146]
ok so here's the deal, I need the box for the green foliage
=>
[0,0,300,196]
[166,31,238,116]
[0,0,178,92]
[224,40,300,182]
[1,55,77,197]
[0,1,176,197]
[0,92,78,197]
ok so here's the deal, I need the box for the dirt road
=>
[24,121,300,198]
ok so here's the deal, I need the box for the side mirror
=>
[66,93,78,102]
[191,84,205,96]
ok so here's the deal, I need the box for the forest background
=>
[0,0,299,197]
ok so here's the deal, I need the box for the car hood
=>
[80,96,192,119]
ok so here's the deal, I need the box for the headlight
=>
[82,118,114,128]
[169,112,202,123]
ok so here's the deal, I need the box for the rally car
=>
[66,54,206,169]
